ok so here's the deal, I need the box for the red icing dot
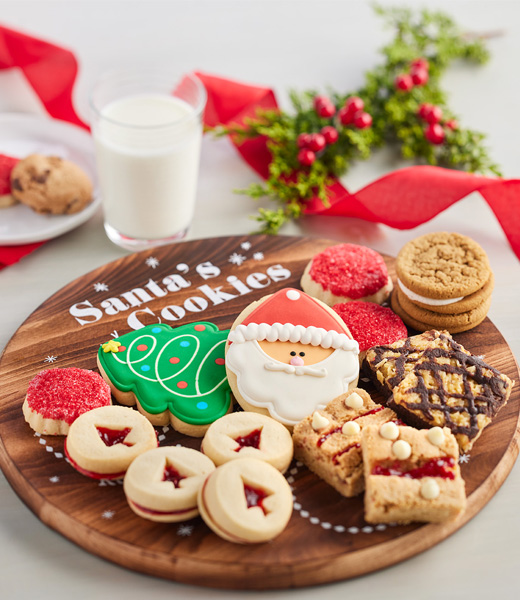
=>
[310,244,389,299]
[118,346,126,352]
[137,344,148,351]
[194,324,206,331]
[214,357,225,365]
[177,381,188,389]
[26,368,111,425]
[169,357,180,364]
[332,301,408,352]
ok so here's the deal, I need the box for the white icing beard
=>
[226,340,359,426]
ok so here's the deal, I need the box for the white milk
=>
[93,94,202,240]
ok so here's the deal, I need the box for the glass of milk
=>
[89,69,206,250]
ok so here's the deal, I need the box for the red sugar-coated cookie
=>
[22,368,112,435]
[0,154,19,195]
[301,244,393,305]
[333,301,408,353]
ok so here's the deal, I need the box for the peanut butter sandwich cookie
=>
[393,232,493,333]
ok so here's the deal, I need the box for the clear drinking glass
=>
[89,68,206,251]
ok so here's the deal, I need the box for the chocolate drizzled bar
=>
[363,330,514,452]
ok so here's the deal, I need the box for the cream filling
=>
[397,278,464,306]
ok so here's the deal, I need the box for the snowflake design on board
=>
[49,476,60,483]
[93,282,109,292]
[110,330,119,339]
[240,241,252,251]
[459,453,470,464]
[177,524,194,537]
[145,257,160,269]
[252,251,264,261]
[43,355,58,364]
[101,510,115,520]
[229,252,246,266]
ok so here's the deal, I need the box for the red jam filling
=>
[63,439,127,480]
[129,499,195,516]
[244,484,269,515]
[332,443,361,465]
[372,457,456,479]
[96,426,133,447]
[351,407,385,421]
[163,464,186,488]
[234,428,262,452]
[317,408,385,447]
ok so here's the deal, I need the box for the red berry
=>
[345,96,364,114]
[297,133,312,148]
[298,148,316,165]
[411,58,429,71]
[445,119,458,130]
[424,123,445,145]
[353,111,372,129]
[313,95,330,109]
[424,105,443,124]
[410,67,429,86]
[317,102,336,118]
[321,125,339,144]
[395,73,413,91]
[338,106,354,125]
[307,133,326,152]
[417,103,433,120]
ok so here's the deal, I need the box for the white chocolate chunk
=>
[342,421,360,436]
[392,439,412,460]
[379,422,399,441]
[345,392,364,410]
[427,427,445,447]
[311,411,329,431]
[420,478,440,500]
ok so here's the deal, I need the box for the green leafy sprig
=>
[215,5,500,234]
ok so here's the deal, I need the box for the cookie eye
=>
[290,351,296,356]
[299,352,305,357]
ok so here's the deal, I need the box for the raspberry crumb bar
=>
[362,424,466,524]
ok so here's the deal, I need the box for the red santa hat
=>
[228,288,359,352]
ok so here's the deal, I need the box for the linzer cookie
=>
[292,388,396,497]
[301,243,393,306]
[387,335,514,452]
[393,232,493,333]
[362,424,466,524]
[226,288,360,427]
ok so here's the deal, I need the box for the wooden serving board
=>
[0,235,518,590]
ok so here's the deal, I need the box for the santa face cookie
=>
[97,322,232,437]
[124,446,215,522]
[64,405,158,479]
[226,288,360,427]
[301,243,393,306]
[201,411,294,473]
[197,458,293,544]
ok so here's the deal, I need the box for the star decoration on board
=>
[459,453,470,464]
[240,241,252,251]
[145,257,160,269]
[101,340,122,353]
[176,524,194,537]
[252,252,264,261]
[229,252,246,266]
[110,330,119,339]
[93,282,109,292]
[101,510,115,520]
[49,476,60,483]
[43,355,58,363]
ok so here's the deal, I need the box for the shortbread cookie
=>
[301,243,393,306]
[10,153,93,214]
[292,388,396,497]
[97,323,232,437]
[226,288,359,427]
[124,446,215,522]
[387,339,514,452]
[394,232,492,333]
[362,424,466,524]
[23,368,112,435]
[201,411,294,473]
[333,301,408,359]
[64,405,158,479]
[197,458,293,543]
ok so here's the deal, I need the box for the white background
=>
[0,1,519,598]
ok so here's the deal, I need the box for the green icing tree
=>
[98,322,231,426]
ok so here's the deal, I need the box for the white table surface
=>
[1,1,519,598]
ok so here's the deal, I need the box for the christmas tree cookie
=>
[97,322,232,437]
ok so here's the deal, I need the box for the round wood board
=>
[0,234,518,590]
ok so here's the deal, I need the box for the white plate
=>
[0,113,100,245]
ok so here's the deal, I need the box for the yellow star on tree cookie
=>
[102,340,121,353]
